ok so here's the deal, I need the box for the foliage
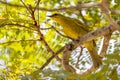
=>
[0,0,120,80]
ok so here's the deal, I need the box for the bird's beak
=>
[47,15,53,17]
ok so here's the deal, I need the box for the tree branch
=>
[0,1,120,16]
[20,0,32,14]
[99,33,112,58]
[33,0,41,12]
[21,45,65,80]
[75,46,84,68]
[110,9,120,15]
[51,26,73,40]
[100,0,120,31]
[0,39,40,45]
[62,44,76,73]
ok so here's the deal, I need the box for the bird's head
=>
[48,13,64,21]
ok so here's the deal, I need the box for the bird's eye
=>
[53,13,58,16]
[48,13,59,17]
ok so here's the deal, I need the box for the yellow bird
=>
[49,13,101,68]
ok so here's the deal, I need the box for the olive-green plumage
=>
[49,13,101,67]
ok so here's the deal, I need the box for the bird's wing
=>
[72,18,89,32]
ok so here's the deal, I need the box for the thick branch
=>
[110,9,120,15]
[64,20,119,75]
[62,44,76,73]
[72,25,116,50]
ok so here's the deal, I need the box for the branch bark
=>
[99,33,112,58]
[62,44,76,73]
[75,46,83,68]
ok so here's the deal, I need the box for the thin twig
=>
[0,39,40,45]
[39,46,65,70]
[4,23,36,30]
[78,10,88,26]
[0,1,100,11]
[52,26,73,40]
[75,46,83,68]
[34,0,41,12]
[20,0,32,14]
[40,26,53,30]
[22,45,65,79]
[1,1,120,16]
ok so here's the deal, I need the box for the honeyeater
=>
[48,13,101,68]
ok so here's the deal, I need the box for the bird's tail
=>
[84,40,102,68]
